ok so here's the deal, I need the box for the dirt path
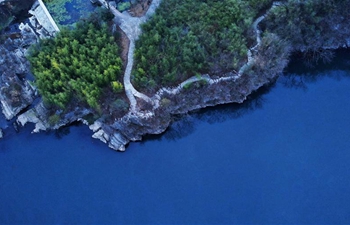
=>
[100,1,286,151]
[151,5,279,110]
[111,0,281,114]
[110,3,157,111]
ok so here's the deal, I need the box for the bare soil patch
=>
[117,26,130,68]
[128,0,152,17]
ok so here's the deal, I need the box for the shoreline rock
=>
[0,0,58,122]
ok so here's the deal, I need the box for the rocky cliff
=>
[0,1,58,124]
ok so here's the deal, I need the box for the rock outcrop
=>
[0,24,38,120]
[92,64,283,151]
[0,0,90,136]
[0,0,58,121]
[16,101,91,133]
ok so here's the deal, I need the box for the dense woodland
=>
[25,0,350,111]
[28,11,124,111]
[132,0,274,91]
[132,0,350,92]
[264,0,350,50]
[262,0,350,66]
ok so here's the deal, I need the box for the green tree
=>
[28,13,124,111]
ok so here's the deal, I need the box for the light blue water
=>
[1,52,350,224]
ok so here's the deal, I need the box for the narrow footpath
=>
[108,0,283,116]
[109,1,160,111]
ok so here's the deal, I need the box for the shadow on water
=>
[282,48,350,90]
[194,84,271,124]
[53,121,83,139]
[142,82,274,143]
[143,48,350,143]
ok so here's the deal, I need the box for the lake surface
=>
[1,51,350,224]
[46,0,97,27]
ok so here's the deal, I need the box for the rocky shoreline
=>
[0,0,349,150]
[0,1,62,137]
[0,5,279,147]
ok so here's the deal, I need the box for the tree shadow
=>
[53,121,82,139]
[282,48,350,90]
[162,115,196,141]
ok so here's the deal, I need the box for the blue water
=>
[63,0,97,25]
[1,52,350,224]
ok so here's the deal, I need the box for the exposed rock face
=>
[0,1,92,136]
[0,128,3,138]
[17,103,48,132]
[0,24,38,120]
[17,102,91,133]
[91,64,284,151]
[0,0,59,121]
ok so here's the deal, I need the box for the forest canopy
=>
[28,12,124,110]
[132,0,350,92]
[132,0,274,91]
[263,0,350,50]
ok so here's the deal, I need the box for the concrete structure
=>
[29,0,60,35]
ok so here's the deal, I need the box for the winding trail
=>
[109,1,160,111]
[110,0,283,115]
[237,15,265,77]
[150,3,283,111]
[237,2,283,77]
[90,0,286,151]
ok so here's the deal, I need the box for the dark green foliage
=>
[48,114,60,126]
[133,0,271,91]
[133,0,350,92]
[28,17,123,110]
[264,0,350,50]
[117,2,131,12]
[248,0,274,14]
[108,98,129,117]
[246,32,291,83]
[110,99,129,111]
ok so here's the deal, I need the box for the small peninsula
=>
[0,0,349,151]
